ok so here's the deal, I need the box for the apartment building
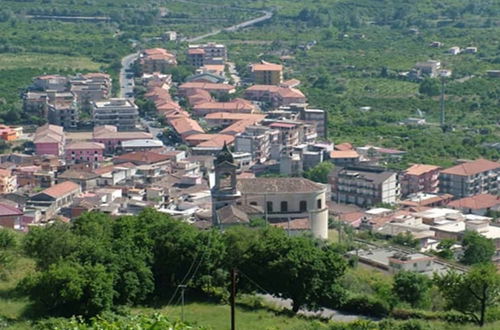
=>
[0,169,17,194]
[140,48,177,73]
[329,165,400,207]
[34,124,65,157]
[65,141,105,165]
[92,125,153,154]
[401,164,441,197]
[234,125,278,163]
[92,98,139,130]
[439,159,500,198]
[244,85,306,107]
[187,43,227,67]
[298,107,327,139]
[250,61,283,85]
[47,96,79,129]
[23,91,48,115]
[70,73,112,103]
[32,75,69,92]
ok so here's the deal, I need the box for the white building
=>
[92,98,139,130]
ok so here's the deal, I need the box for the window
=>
[280,201,288,212]
[267,201,273,213]
[299,201,307,212]
[317,199,322,209]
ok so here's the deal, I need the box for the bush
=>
[391,308,474,323]
[0,228,16,249]
[340,294,390,317]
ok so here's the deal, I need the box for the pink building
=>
[65,141,105,164]
[34,124,65,156]
[401,164,441,197]
[92,125,153,154]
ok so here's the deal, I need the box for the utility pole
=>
[178,284,187,322]
[230,268,237,330]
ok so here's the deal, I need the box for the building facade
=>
[92,99,139,130]
[401,164,441,197]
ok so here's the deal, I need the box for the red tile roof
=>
[330,150,360,159]
[441,159,500,176]
[447,194,500,210]
[114,151,171,165]
[40,181,80,199]
[0,203,23,217]
[170,117,204,136]
[335,143,353,151]
[66,141,105,150]
[405,164,441,176]
[251,61,283,71]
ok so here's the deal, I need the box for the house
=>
[0,169,17,194]
[250,61,283,85]
[32,74,69,92]
[34,124,65,157]
[65,141,105,165]
[204,112,266,128]
[330,150,360,166]
[178,82,235,97]
[57,170,99,191]
[113,151,172,168]
[46,93,79,129]
[121,139,164,153]
[415,60,441,78]
[448,46,461,55]
[169,116,205,140]
[92,99,139,130]
[0,125,22,141]
[388,253,435,274]
[0,203,23,230]
[187,43,227,67]
[234,125,277,163]
[27,181,82,216]
[186,72,226,84]
[92,125,153,154]
[432,218,500,251]
[447,194,500,216]
[329,165,400,207]
[70,72,112,103]
[140,48,177,73]
[192,99,255,116]
[439,159,500,198]
[244,85,306,107]
[401,164,441,197]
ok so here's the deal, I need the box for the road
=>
[119,52,139,98]
[186,9,273,42]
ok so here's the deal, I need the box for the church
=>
[211,144,329,239]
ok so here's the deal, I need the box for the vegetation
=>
[303,161,334,183]
[460,231,496,265]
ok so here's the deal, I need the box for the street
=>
[120,52,139,98]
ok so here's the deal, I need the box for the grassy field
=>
[0,53,101,71]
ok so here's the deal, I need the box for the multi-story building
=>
[329,165,400,207]
[92,98,139,130]
[70,73,112,103]
[250,61,283,85]
[92,125,153,154]
[47,97,79,129]
[34,124,65,157]
[414,60,441,78]
[32,75,69,92]
[27,181,82,218]
[65,141,105,165]
[23,91,49,115]
[297,106,327,139]
[0,169,17,194]
[439,159,500,198]
[234,125,277,163]
[244,85,306,107]
[140,48,177,73]
[401,164,441,197]
[187,43,227,67]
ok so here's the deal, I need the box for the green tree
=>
[434,263,500,327]
[436,238,455,260]
[21,261,114,318]
[390,232,419,248]
[393,271,431,307]
[461,231,495,265]
[303,161,334,183]
[419,78,440,97]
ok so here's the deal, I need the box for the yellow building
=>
[251,61,283,85]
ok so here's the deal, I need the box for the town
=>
[0,42,498,275]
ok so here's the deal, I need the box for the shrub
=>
[340,294,390,317]
[0,228,16,249]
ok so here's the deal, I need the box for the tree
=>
[419,78,440,97]
[461,231,495,265]
[435,263,500,327]
[21,261,114,318]
[303,161,334,183]
[393,271,431,307]
[390,232,419,248]
[436,238,455,260]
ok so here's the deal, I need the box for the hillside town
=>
[0,42,499,273]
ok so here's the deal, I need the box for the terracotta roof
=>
[93,126,152,140]
[277,87,305,98]
[188,48,205,55]
[251,61,283,71]
[170,117,204,136]
[179,82,235,91]
[216,205,250,224]
[114,151,172,165]
[39,181,80,199]
[196,135,235,148]
[269,122,296,129]
[330,150,360,159]
[271,218,310,230]
[193,99,255,113]
[220,119,257,135]
[205,112,266,121]
[441,159,500,176]
[93,164,115,175]
[447,194,500,210]
[237,178,325,194]
[0,169,12,177]
[339,212,365,225]
[281,79,301,88]
[66,141,105,150]
[335,143,353,151]
[0,203,23,217]
[245,85,280,92]
[405,164,441,176]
